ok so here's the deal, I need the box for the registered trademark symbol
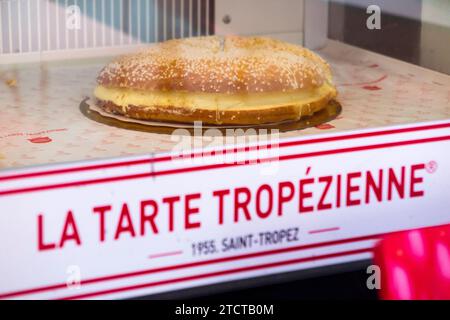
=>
[425,161,438,174]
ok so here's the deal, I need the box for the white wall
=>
[214,0,305,44]
[420,0,450,74]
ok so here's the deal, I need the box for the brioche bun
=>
[94,36,337,125]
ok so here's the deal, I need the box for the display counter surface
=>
[1,40,449,170]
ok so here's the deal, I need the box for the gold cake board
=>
[80,99,342,135]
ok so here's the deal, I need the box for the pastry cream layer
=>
[94,83,336,111]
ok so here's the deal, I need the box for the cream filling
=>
[94,83,335,111]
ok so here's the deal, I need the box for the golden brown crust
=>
[97,36,333,94]
[96,93,335,125]
[95,36,339,125]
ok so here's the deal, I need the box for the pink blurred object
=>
[374,223,450,300]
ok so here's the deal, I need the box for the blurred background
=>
[0,0,449,73]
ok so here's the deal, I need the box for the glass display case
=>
[0,0,449,300]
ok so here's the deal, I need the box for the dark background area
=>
[138,261,379,300]
[199,269,378,300]
[328,0,422,65]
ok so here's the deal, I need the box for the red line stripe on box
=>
[0,157,172,182]
[0,234,380,299]
[309,227,341,234]
[59,247,373,300]
[0,122,448,182]
[1,135,449,197]
[148,250,183,259]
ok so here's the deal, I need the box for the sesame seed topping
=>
[97,35,332,94]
